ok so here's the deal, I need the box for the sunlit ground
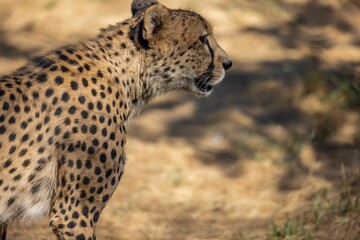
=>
[1,0,360,239]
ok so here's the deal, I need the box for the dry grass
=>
[0,0,359,239]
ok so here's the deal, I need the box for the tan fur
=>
[0,2,231,239]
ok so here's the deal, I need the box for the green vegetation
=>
[266,169,360,239]
[268,218,313,240]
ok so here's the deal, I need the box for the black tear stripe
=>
[205,40,215,71]
[193,38,215,87]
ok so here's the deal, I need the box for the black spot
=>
[52,97,58,105]
[2,102,9,111]
[50,66,58,72]
[44,116,50,124]
[88,196,95,203]
[21,134,29,142]
[25,80,32,88]
[37,73,48,83]
[101,128,107,137]
[64,117,71,125]
[94,167,101,175]
[28,174,35,182]
[54,126,61,135]
[76,160,82,169]
[84,64,91,71]
[88,146,95,155]
[9,133,16,141]
[19,148,28,157]
[97,101,103,110]
[61,66,69,72]
[111,149,117,159]
[20,121,28,129]
[99,154,107,163]
[41,103,47,112]
[70,81,78,90]
[45,88,54,97]
[78,96,85,104]
[9,146,16,154]
[67,221,76,228]
[61,92,70,102]
[92,139,99,146]
[7,197,16,206]
[66,48,75,54]
[22,159,31,167]
[81,111,88,119]
[85,160,92,169]
[89,125,97,134]
[76,234,86,240]
[72,211,79,219]
[87,102,94,110]
[55,76,64,85]
[81,125,88,133]
[105,169,112,178]
[102,194,109,202]
[59,54,69,61]
[32,91,39,99]
[82,78,89,87]
[55,107,63,116]
[97,187,103,194]
[68,59,78,65]
[83,177,90,185]
[8,117,15,124]
[4,159,12,168]
[106,104,111,113]
[93,211,100,222]
[82,206,89,217]
[38,147,45,154]
[31,182,41,194]
[37,134,43,142]
[68,106,76,115]
[111,177,117,186]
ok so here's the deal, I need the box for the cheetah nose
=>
[222,60,232,70]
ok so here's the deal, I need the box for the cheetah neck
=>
[83,18,168,120]
[83,18,161,119]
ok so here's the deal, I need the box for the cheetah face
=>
[185,32,233,97]
[135,3,232,97]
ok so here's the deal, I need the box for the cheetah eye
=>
[199,35,208,45]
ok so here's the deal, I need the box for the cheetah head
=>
[131,0,232,97]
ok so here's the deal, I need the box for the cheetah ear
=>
[142,4,170,42]
[131,0,160,16]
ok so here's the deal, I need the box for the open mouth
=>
[197,83,213,93]
[195,74,213,93]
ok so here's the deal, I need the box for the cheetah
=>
[0,0,232,239]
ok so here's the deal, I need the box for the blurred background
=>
[1,0,360,239]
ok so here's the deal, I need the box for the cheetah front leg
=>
[0,223,7,240]
[50,211,94,240]
[49,147,125,240]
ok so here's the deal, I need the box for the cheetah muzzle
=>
[0,0,232,239]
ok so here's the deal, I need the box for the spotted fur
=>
[0,1,231,239]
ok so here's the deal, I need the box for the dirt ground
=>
[1,0,360,239]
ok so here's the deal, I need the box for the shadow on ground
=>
[1,0,360,239]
